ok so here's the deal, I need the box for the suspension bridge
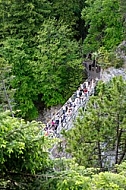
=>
[44,78,98,138]
[42,60,101,138]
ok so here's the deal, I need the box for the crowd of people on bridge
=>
[42,78,97,137]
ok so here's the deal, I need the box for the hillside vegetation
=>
[0,0,126,189]
[0,0,125,119]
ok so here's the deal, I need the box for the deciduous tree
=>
[81,0,124,54]
[0,111,53,189]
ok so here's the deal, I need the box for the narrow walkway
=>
[41,78,98,138]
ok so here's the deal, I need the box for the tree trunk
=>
[97,141,102,170]
[118,139,126,164]
[115,114,121,164]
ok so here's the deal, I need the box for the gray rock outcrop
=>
[101,67,126,82]
[116,40,126,65]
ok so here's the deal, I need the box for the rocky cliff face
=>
[102,41,126,82]
[116,40,126,65]
[101,67,126,82]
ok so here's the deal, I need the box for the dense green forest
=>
[0,0,126,189]
[0,0,125,119]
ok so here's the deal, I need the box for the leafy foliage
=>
[33,159,126,190]
[1,19,83,119]
[0,0,125,120]
[119,0,126,37]
[0,0,51,41]
[0,0,84,119]
[116,161,126,176]
[36,19,83,106]
[50,0,87,40]
[0,0,52,119]
[82,0,124,54]
[91,47,124,69]
[92,172,126,189]
[0,111,126,189]
[0,111,53,189]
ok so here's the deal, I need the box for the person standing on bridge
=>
[76,88,80,104]
[55,113,60,129]
[62,104,68,114]
[51,120,55,130]
[84,88,88,97]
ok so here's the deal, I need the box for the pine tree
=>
[64,77,126,170]
[119,0,126,37]
[0,0,84,119]
[0,0,51,43]
[0,111,53,189]
[1,19,83,119]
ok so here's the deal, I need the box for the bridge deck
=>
[41,78,98,138]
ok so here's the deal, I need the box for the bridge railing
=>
[57,87,95,136]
